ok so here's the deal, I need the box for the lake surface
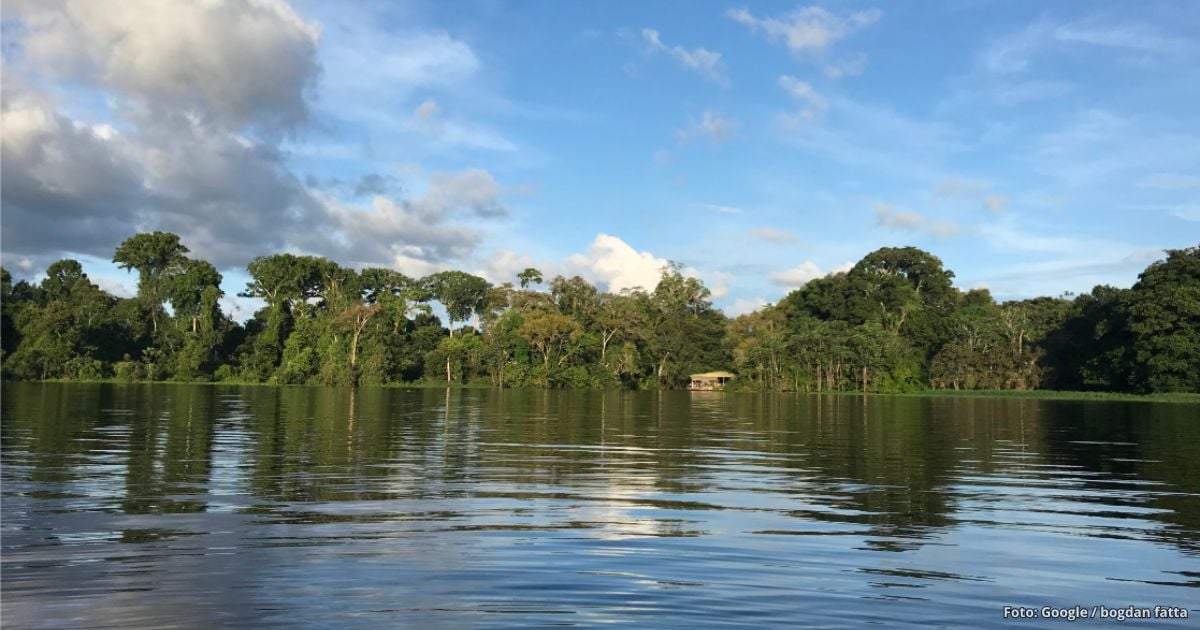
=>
[2,383,1198,628]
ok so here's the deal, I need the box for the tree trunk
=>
[601,330,616,365]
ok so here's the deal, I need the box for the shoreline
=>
[6,379,1198,403]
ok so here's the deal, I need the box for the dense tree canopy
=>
[3,233,1197,394]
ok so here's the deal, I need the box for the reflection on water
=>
[2,383,1198,627]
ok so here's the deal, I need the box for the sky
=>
[2,0,1198,320]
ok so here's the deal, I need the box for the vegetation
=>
[2,235,1197,394]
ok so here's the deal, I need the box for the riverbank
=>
[10,379,1200,403]
[892,389,1200,404]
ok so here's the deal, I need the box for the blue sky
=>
[2,0,1198,319]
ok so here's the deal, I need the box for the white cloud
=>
[748,227,798,244]
[641,28,729,86]
[726,297,768,317]
[981,21,1050,74]
[729,5,880,53]
[412,169,508,219]
[1053,22,1194,55]
[706,270,734,300]
[480,249,537,285]
[343,31,479,90]
[0,0,529,282]
[565,233,672,293]
[982,18,1195,75]
[13,0,321,133]
[873,202,923,230]
[92,275,135,298]
[728,5,880,75]
[707,204,744,214]
[874,202,960,238]
[778,75,827,118]
[821,53,868,78]
[1137,172,1199,190]
[769,261,825,288]
[679,111,737,142]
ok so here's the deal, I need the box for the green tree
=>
[113,232,189,335]
[166,259,223,334]
[517,267,544,289]
[424,271,491,381]
[1126,246,1200,392]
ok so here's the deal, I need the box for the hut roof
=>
[690,371,736,379]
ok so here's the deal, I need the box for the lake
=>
[2,383,1197,627]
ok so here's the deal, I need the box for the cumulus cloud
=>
[413,169,508,219]
[480,249,538,286]
[679,111,737,142]
[748,227,798,244]
[1,76,147,263]
[728,5,880,76]
[1,1,518,277]
[306,167,510,273]
[769,261,825,289]
[641,28,729,86]
[564,233,672,293]
[1,0,327,270]
[12,0,321,134]
[353,173,392,197]
[1,74,326,270]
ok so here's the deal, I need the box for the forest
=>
[2,232,1197,393]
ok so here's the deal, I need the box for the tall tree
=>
[1127,246,1200,392]
[424,271,491,381]
[166,259,223,334]
[112,232,189,334]
[517,267,544,289]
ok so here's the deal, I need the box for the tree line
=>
[2,232,1197,393]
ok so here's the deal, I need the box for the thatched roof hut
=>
[688,371,735,391]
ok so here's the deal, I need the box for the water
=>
[2,383,1197,628]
